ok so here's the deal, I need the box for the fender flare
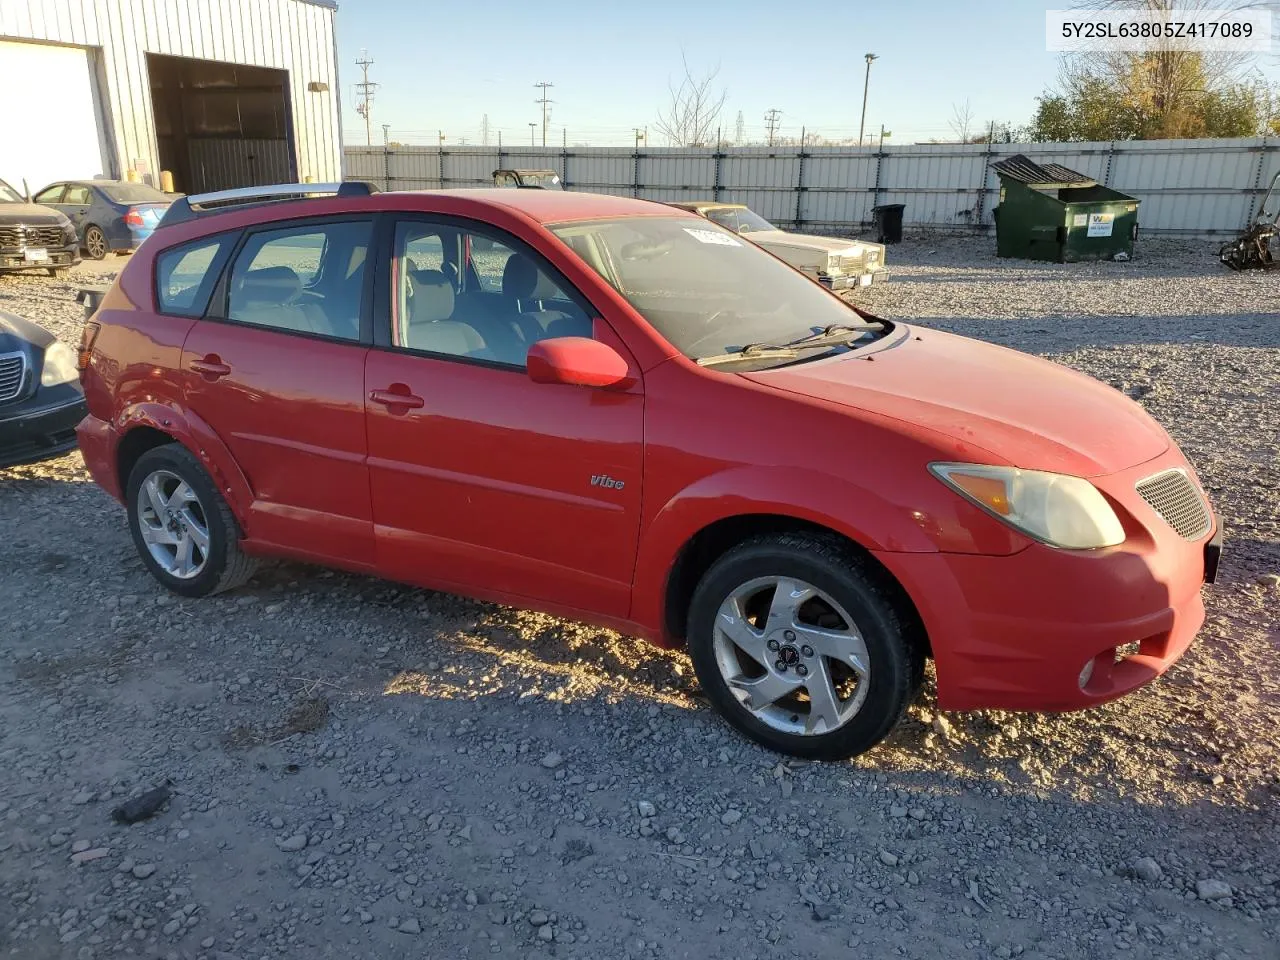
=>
[115,402,256,533]
[629,464,938,640]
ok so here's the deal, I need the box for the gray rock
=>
[540,752,564,769]
[1196,879,1232,901]
[529,910,550,926]
[278,834,308,852]
[131,863,156,879]
[1134,857,1163,882]
[398,918,421,934]
[879,850,899,867]
[636,800,656,818]
[720,809,742,826]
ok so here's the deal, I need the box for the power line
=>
[764,108,782,147]
[534,81,555,148]
[354,50,377,147]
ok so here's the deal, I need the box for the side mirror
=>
[527,336,630,389]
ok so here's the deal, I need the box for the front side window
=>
[392,221,591,367]
[550,216,870,362]
[63,186,91,205]
[34,185,66,204]
[226,221,371,341]
[156,237,230,316]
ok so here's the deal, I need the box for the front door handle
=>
[370,386,425,411]
[189,355,231,380]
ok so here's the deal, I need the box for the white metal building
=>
[0,0,342,195]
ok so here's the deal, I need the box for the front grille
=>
[0,352,26,403]
[1136,469,1212,540]
[0,224,64,249]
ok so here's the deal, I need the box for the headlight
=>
[929,462,1125,549]
[41,341,78,387]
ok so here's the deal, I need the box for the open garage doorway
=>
[148,54,296,195]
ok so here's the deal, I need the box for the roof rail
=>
[157,180,380,228]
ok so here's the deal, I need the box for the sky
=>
[332,0,1275,148]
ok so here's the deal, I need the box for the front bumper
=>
[0,243,80,273]
[820,267,888,290]
[876,449,1218,712]
[0,392,87,468]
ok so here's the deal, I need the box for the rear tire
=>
[687,533,923,760]
[126,444,258,598]
[84,225,108,260]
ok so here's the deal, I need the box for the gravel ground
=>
[1,239,1277,960]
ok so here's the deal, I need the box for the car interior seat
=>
[231,266,334,336]
[407,269,488,357]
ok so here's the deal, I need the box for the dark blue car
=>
[31,179,173,260]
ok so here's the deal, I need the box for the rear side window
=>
[225,220,371,342]
[156,237,231,317]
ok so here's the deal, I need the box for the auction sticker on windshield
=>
[684,227,741,246]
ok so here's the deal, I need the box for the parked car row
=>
[0,176,174,277]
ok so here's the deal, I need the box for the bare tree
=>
[949,100,975,141]
[655,54,728,146]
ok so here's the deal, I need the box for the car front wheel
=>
[687,533,924,760]
[126,444,258,597]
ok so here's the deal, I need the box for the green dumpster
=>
[990,154,1139,263]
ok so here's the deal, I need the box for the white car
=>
[669,201,888,291]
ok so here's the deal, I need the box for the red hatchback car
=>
[75,182,1222,759]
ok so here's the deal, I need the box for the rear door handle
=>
[369,387,425,411]
[189,356,231,380]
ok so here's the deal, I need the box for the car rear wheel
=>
[126,445,258,597]
[84,225,108,260]
[687,533,923,760]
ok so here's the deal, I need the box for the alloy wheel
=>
[711,576,871,736]
[135,469,211,579]
[85,227,107,259]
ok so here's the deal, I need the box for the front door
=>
[365,217,644,616]
[181,217,377,567]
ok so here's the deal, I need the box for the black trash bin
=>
[872,203,905,244]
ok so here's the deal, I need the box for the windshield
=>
[550,216,877,362]
[704,207,776,233]
[0,180,22,203]
[102,182,169,203]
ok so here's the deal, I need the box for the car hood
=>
[0,309,56,352]
[743,326,1170,477]
[0,202,68,225]
[746,230,880,255]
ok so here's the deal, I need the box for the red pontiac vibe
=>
[74,183,1223,759]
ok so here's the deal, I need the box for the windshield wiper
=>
[695,322,886,368]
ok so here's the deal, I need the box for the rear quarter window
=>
[155,236,233,317]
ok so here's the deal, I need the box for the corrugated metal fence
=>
[344,137,1278,238]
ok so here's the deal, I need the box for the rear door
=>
[60,184,93,233]
[180,217,377,567]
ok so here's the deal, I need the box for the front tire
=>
[126,444,258,597]
[687,533,923,760]
[84,225,108,260]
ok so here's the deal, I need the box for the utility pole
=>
[858,53,878,146]
[481,114,490,147]
[528,122,537,146]
[734,110,745,145]
[534,81,554,147]
[381,123,389,146]
[634,127,646,148]
[764,108,781,147]
[354,51,377,147]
